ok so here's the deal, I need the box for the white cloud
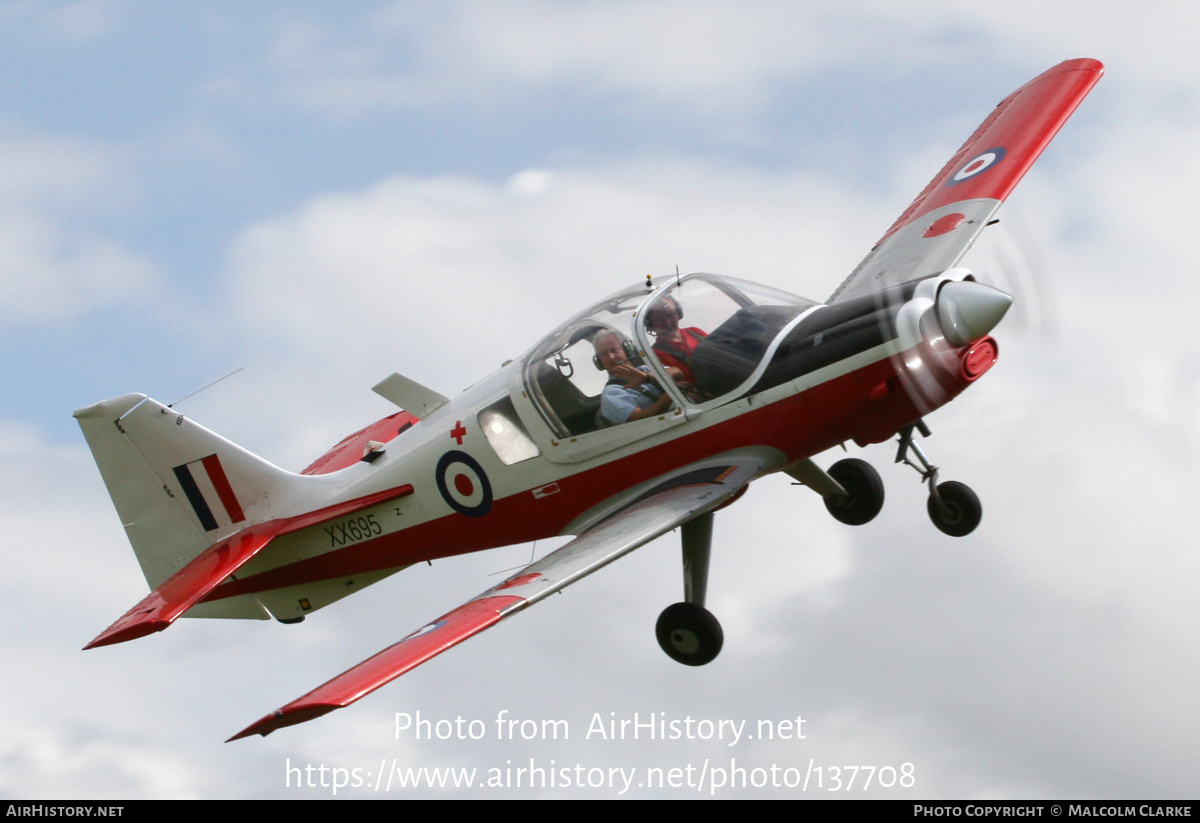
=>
[233,1,1200,127]
[53,0,121,44]
[243,2,982,120]
[0,136,160,321]
[0,0,122,46]
[0,723,200,799]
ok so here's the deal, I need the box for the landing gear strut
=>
[657,512,723,666]
[896,421,983,536]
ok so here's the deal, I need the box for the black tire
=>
[823,458,885,526]
[655,602,723,666]
[927,480,982,536]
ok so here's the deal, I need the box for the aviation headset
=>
[592,332,640,370]
[644,295,683,336]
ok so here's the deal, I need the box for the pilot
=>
[593,331,676,425]
[646,296,707,388]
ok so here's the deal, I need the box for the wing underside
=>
[230,454,768,740]
[829,58,1103,303]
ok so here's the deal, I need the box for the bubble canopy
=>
[521,273,819,439]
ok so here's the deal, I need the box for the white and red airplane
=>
[75,59,1103,740]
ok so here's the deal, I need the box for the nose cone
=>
[935,280,1013,346]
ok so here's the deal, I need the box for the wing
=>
[229,454,767,740]
[829,58,1103,304]
[85,484,414,648]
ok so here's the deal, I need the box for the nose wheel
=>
[897,422,983,537]
[927,480,982,536]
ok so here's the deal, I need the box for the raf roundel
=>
[947,147,1006,185]
[435,450,493,518]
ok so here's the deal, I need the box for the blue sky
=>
[4,1,1198,799]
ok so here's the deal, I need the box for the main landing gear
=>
[823,458,885,526]
[785,456,886,526]
[656,512,724,666]
[896,421,983,537]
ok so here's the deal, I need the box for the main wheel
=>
[927,480,982,536]
[824,458,885,526]
[656,602,723,666]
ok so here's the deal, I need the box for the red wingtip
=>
[83,618,169,650]
[227,704,341,742]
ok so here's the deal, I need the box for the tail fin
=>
[74,394,306,590]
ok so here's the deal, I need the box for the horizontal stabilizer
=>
[372,373,448,417]
[230,453,769,739]
[86,484,414,649]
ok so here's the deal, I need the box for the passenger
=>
[593,332,676,425]
[647,296,707,390]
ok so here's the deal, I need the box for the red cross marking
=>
[450,421,467,445]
